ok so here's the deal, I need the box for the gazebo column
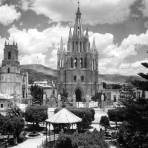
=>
[53,124,56,146]
[46,122,47,144]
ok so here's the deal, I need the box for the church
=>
[57,5,98,102]
[0,41,28,103]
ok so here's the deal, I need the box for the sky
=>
[0,0,148,75]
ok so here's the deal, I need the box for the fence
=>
[76,101,98,108]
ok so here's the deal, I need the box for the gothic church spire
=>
[68,27,72,39]
[60,37,64,51]
[73,1,83,38]
[92,37,97,52]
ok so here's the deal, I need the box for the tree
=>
[91,92,101,102]
[138,62,148,80]
[131,62,148,94]
[108,108,125,128]
[0,114,5,133]
[100,116,110,132]
[30,85,43,105]
[117,60,148,147]
[7,105,23,117]
[60,89,68,106]
[3,116,24,142]
[25,105,47,128]
[0,107,25,143]
[117,99,148,148]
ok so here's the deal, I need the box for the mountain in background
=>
[20,64,57,83]
[20,64,144,84]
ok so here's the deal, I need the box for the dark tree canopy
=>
[141,62,148,68]
[0,114,5,133]
[100,116,110,130]
[132,80,148,91]
[60,89,68,102]
[25,105,48,126]
[0,108,25,142]
[30,85,44,105]
[138,73,148,80]
[91,92,101,102]
[108,108,126,122]
[118,99,148,148]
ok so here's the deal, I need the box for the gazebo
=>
[45,108,82,142]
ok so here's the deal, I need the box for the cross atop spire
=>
[78,0,80,7]
[76,0,81,18]
[73,0,83,38]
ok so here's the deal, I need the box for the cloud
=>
[0,4,21,26]
[139,0,148,17]
[0,37,5,65]
[8,24,69,55]
[21,0,136,25]
[97,29,148,75]
[3,21,148,75]
[19,53,46,65]
[7,24,69,67]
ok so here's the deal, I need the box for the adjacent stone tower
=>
[0,41,28,102]
[57,5,98,102]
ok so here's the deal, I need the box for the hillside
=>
[21,64,57,76]
[20,64,144,84]
[20,64,57,83]
[99,74,144,83]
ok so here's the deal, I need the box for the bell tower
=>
[1,41,20,74]
[0,41,22,98]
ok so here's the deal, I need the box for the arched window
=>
[81,76,84,82]
[71,57,73,68]
[94,60,96,70]
[73,42,74,51]
[76,41,78,51]
[74,75,77,82]
[80,58,83,68]
[60,59,63,67]
[7,67,10,73]
[80,42,82,52]
[92,59,96,70]
[58,60,60,67]
[62,59,64,67]
[84,57,87,68]
[74,58,77,68]
[8,51,11,60]
[92,60,94,70]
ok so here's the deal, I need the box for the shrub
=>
[0,114,5,133]
[55,129,108,148]
[56,134,73,148]
[108,108,125,122]
[100,116,110,131]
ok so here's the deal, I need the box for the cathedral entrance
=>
[75,88,82,102]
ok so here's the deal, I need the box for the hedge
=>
[55,129,108,148]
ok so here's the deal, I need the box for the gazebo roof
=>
[46,108,82,124]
